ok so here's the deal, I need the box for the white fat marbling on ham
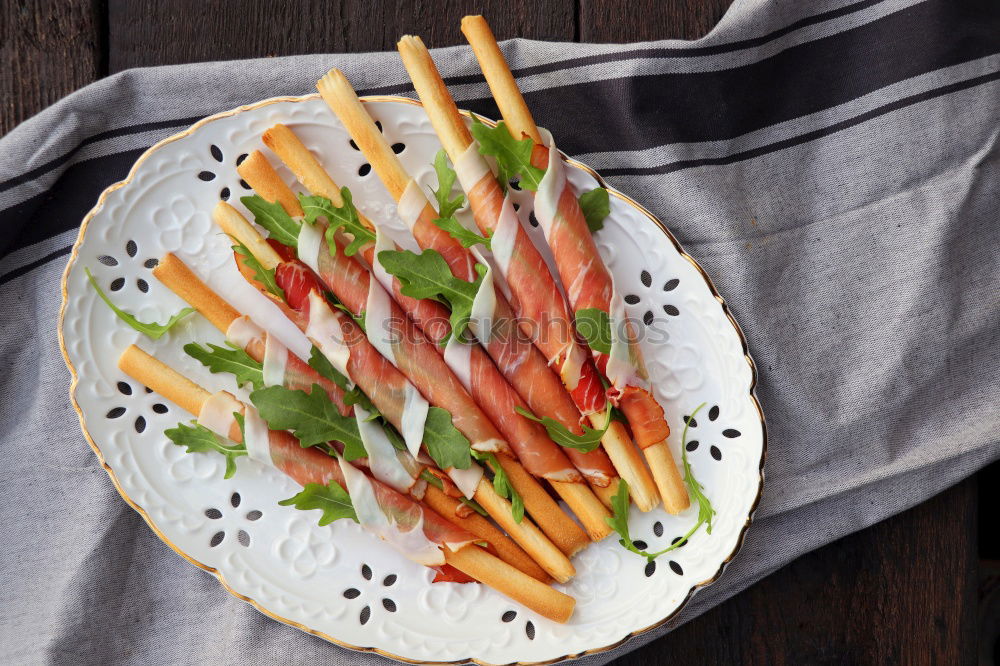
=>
[447,463,484,500]
[197,391,242,439]
[455,142,492,193]
[466,247,499,345]
[261,334,288,387]
[364,276,398,366]
[397,179,429,232]
[532,131,565,242]
[355,404,414,493]
[296,220,324,274]
[606,277,650,392]
[242,405,274,467]
[442,335,473,393]
[304,291,351,377]
[225,316,265,348]
[400,383,429,460]
[490,195,521,281]
[339,459,444,566]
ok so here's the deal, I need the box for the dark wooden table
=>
[1,1,981,663]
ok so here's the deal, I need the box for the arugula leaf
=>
[165,421,246,479]
[298,189,375,257]
[250,384,366,460]
[578,187,610,233]
[422,407,472,470]
[184,342,264,390]
[343,386,380,421]
[433,215,492,249]
[279,481,358,526]
[233,241,284,298]
[431,150,464,220]
[85,267,194,340]
[377,248,485,343]
[241,195,301,248]
[472,451,524,523]
[680,402,716,536]
[308,345,350,390]
[514,403,609,453]
[604,403,715,561]
[575,308,612,355]
[428,150,492,249]
[419,469,488,517]
[470,118,545,191]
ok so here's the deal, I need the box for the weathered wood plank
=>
[580,0,732,42]
[0,0,104,135]
[106,0,574,72]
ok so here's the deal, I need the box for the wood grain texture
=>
[0,0,103,135]
[580,0,733,42]
[612,478,978,665]
[106,0,574,72]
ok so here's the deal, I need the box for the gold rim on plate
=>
[57,93,767,666]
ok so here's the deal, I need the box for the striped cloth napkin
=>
[1,0,997,663]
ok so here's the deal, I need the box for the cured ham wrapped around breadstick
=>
[211,201,577,583]
[461,15,688,513]
[151,252,549,580]
[117,345,573,622]
[248,126,613,542]
[396,34,661,512]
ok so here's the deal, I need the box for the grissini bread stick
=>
[212,202,577,583]
[311,74,617,537]
[117,345,573,622]
[462,15,689,513]
[240,145,595,553]
[153,252,549,577]
[397,34,660,512]
[248,134,610,546]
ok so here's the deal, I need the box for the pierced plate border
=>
[57,94,767,665]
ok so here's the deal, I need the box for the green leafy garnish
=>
[514,403,610,453]
[165,421,246,479]
[430,150,491,249]
[279,481,357,526]
[419,469,488,517]
[422,407,472,470]
[308,345,350,390]
[433,214,492,250]
[472,451,524,523]
[377,248,486,344]
[470,118,545,191]
[343,386,380,421]
[299,189,375,257]
[578,187,610,233]
[431,150,464,219]
[241,195,302,248]
[233,241,284,299]
[250,384,366,460]
[85,267,194,340]
[184,342,264,390]
[575,307,612,355]
[604,403,715,561]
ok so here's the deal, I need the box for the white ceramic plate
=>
[59,96,765,665]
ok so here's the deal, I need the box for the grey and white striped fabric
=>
[2,0,998,663]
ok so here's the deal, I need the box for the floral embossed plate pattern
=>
[59,95,765,665]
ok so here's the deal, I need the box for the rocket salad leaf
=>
[85,267,194,340]
[184,342,264,391]
[605,403,716,561]
[377,248,486,344]
[250,384,366,460]
[279,481,357,526]
[165,421,247,479]
[298,189,375,257]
